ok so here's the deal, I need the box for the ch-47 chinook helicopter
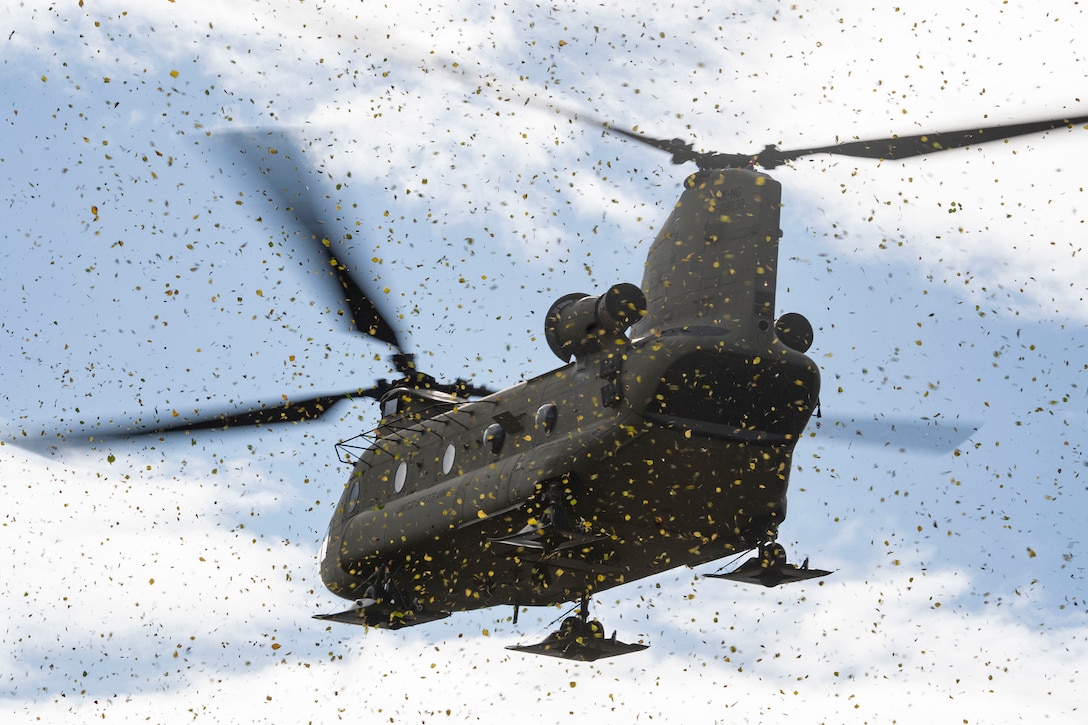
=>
[116,113,1087,661]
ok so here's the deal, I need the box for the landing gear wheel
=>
[314,566,452,629]
[709,542,832,588]
[761,542,787,569]
[489,479,604,554]
[505,594,648,661]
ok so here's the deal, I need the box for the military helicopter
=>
[107,113,1086,661]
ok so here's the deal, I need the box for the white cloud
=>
[4,442,1085,722]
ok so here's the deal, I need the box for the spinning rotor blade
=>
[599,123,703,163]
[97,373,496,439]
[223,130,403,350]
[602,113,1088,169]
[97,392,367,438]
[60,132,495,443]
[767,113,1088,168]
[807,414,979,456]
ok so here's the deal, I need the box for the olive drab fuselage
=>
[318,167,821,613]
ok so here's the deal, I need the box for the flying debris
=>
[91,112,1085,659]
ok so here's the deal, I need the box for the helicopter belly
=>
[585,425,798,571]
[320,423,806,613]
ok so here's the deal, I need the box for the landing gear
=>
[506,596,648,662]
[313,565,451,629]
[708,542,831,588]
[490,480,603,554]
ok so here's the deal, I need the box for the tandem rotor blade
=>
[600,113,1088,170]
[92,391,374,438]
[765,113,1088,168]
[222,130,403,350]
[807,414,980,455]
[47,131,500,445]
[90,375,495,439]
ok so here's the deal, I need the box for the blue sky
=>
[3,1,1086,721]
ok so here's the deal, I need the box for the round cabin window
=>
[483,423,505,455]
[442,443,456,474]
[394,461,408,493]
[535,404,558,436]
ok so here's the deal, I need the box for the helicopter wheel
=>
[356,584,379,609]
[505,592,648,660]
[537,480,576,529]
[760,542,788,569]
[557,614,606,641]
[530,563,552,589]
[491,478,603,555]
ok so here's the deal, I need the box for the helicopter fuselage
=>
[318,167,822,617]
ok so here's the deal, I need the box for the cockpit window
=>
[345,480,361,516]
[378,386,459,424]
[382,395,400,418]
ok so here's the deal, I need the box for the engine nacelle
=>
[545,283,647,362]
[774,312,814,353]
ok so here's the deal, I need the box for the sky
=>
[2,0,1086,721]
